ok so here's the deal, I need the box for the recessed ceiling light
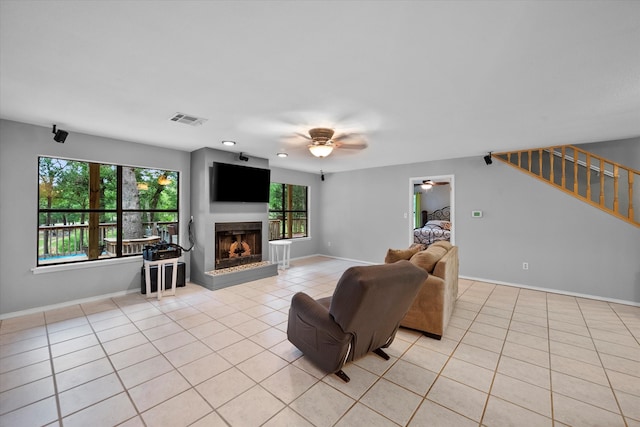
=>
[222,140,236,146]
[277,152,288,158]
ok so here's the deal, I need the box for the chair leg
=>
[335,370,350,383]
[373,348,390,360]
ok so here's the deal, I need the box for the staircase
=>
[493,145,639,227]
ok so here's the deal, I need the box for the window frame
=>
[37,156,179,266]
[268,182,308,241]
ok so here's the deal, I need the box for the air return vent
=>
[169,113,208,126]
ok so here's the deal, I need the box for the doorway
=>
[409,174,455,245]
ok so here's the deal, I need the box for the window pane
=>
[101,164,117,210]
[125,168,178,211]
[291,211,307,237]
[117,213,179,256]
[39,158,88,210]
[38,212,116,264]
[269,183,283,210]
[38,159,116,211]
[291,185,307,210]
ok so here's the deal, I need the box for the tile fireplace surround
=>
[199,221,278,291]
[0,256,638,426]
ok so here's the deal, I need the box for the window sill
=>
[32,256,143,275]
[269,236,311,243]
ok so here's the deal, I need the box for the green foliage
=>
[38,158,178,217]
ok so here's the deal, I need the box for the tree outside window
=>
[268,183,308,240]
[37,156,178,266]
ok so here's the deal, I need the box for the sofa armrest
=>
[287,292,352,373]
[432,246,458,281]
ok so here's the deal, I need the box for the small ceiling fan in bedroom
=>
[421,179,449,190]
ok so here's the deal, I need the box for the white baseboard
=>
[0,288,140,320]
[3,257,636,320]
[314,254,640,307]
[459,275,640,308]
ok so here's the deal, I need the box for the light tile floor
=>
[1,256,639,426]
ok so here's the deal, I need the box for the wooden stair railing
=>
[493,145,639,227]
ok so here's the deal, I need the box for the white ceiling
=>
[1,1,639,173]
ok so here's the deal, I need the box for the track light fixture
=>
[52,124,68,143]
[484,152,493,165]
[239,152,249,162]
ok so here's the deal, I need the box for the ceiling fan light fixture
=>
[308,144,334,158]
[421,183,433,190]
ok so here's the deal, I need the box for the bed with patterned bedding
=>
[413,206,451,246]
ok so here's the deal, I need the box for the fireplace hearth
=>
[215,221,262,270]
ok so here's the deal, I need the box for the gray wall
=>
[2,118,638,315]
[0,120,191,315]
[577,137,640,170]
[319,151,640,303]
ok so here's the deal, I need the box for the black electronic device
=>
[143,243,182,261]
[210,162,270,203]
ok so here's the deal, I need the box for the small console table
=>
[143,257,179,300]
[269,240,292,270]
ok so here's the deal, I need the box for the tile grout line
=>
[477,284,519,427]
[574,298,629,426]
[71,299,142,426]
[44,315,64,427]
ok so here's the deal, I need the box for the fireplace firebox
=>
[214,222,262,270]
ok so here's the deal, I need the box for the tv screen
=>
[210,162,271,203]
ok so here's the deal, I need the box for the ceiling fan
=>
[295,127,368,158]
[421,179,449,190]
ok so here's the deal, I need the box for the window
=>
[268,183,308,240]
[38,157,179,266]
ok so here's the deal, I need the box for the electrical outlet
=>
[522,262,529,270]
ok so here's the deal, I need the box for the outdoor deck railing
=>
[38,221,177,260]
[268,218,307,240]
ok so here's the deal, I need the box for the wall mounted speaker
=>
[484,154,492,165]
[53,130,68,143]
[52,125,68,143]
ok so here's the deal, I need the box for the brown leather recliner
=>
[287,260,428,382]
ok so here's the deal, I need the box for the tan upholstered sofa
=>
[385,241,459,339]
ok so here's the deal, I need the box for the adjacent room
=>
[1,1,639,426]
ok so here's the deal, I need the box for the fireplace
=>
[214,221,262,270]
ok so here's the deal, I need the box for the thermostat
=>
[471,210,483,218]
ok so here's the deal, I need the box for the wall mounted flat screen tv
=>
[210,162,271,203]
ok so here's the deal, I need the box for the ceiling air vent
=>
[169,113,208,126]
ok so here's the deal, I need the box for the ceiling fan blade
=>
[332,131,361,142]
[334,141,368,150]
[294,131,312,140]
